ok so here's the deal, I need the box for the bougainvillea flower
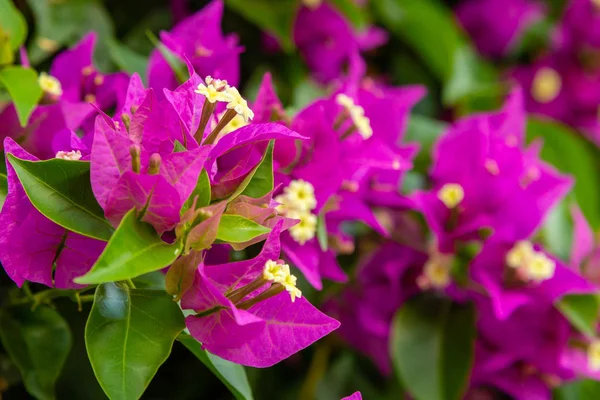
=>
[471,240,595,319]
[0,138,104,288]
[293,3,387,83]
[91,113,210,232]
[148,0,242,92]
[554,0,600,52]
[341,392,362,400]
[50,32,129,120]
[329,242,424,374]
[456,0,545,58]
[181,222,340,367]
[416,90,572,252]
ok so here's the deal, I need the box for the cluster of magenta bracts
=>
[458,0,600,147]
[1,0,600,397]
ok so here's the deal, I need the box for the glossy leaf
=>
[216,215,271,243]
[240,140,274,199]
[85,283,185,400]
[316,212,328,252]
[228,140,274,201]
[75,209,181,284]
[0,305,71,400]
[554,379,600,400]
[390,295,476,400]
[182,169,211,214]
[26,0,114,68]
[329,0,367,29]
[0,0,27,50]
[178,333,253,400]
[556,294,600,338]
[108,39,148,81]
[404,114,447,173]
[373,0,496,107]
[527,118,600,229]
[7,155,114,241]
[226,0,297,52]
[0,67,43,127]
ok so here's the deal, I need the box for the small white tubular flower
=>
[588,339,600,371]
[423,259,451,289]
[195,76,229,103]
[531,67,561,104]
[288,210,317,245]
[38,72,63,96]
[336,93,373,140]
[523,252,556,282]
[284,179,317,212]
[55,150,82,160]
[506,241,535,269]
[437,183,464,209]
[280,273,302,302]
[263,260,287,282]
[225,86,254,122]
[335,93,354,108]
[205,76,228,90]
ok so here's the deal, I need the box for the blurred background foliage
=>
[2,0,600,398]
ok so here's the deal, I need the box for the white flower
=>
[55,150,82,160]
[225,86,254,122]
[38,72,63,96]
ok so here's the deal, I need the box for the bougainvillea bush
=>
[2,0,600,399]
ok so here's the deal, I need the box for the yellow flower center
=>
[437,183,464,209]
[38,72,63,96]
[423,259,451,289]
[524,252,555,282]
[288,211,317,245]
[225,86,254,122]
[335,93,373,139]
[588,339,600,371]
[531,67,561,104]
[262,260,302,302]
[506,241,535,269]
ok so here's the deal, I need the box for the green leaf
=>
[226,0,297,52]
[404,114,447,173]
[539,198,573,261]
[373,0,496,107]
[556,294,600,338]
[241,140,274,198]
[216,215,271,243]
[0,0,27,50]
[107,40,148,82]
[0,67,43,127]
[228,140,274,201]
[554,379,600,400]
[178,334,253,400]
[6,156,114,241]
[26,0,115,68]
[86,282,185,400]
[75,209,182,284]
[329,0,367,29]
[182,169,211,214]
[145,30,187,84]
[0,305,71,400]
[173,140,186,153]
[316,212,328,252]
[0,172,7,211]
[390,295,476,400]
[527,118,600,229]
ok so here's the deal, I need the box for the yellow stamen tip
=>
[588,339,600,371]
[532,67,561,104]
[55,150,82,160]
[437,183,464,209]
[38,72,63,96]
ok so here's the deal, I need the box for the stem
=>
[299,343,331,400]
[236,284,285,310]
[226,276,268,304]
[125,279,136,289]
[204,109,236,145]
[194,101,217,143]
